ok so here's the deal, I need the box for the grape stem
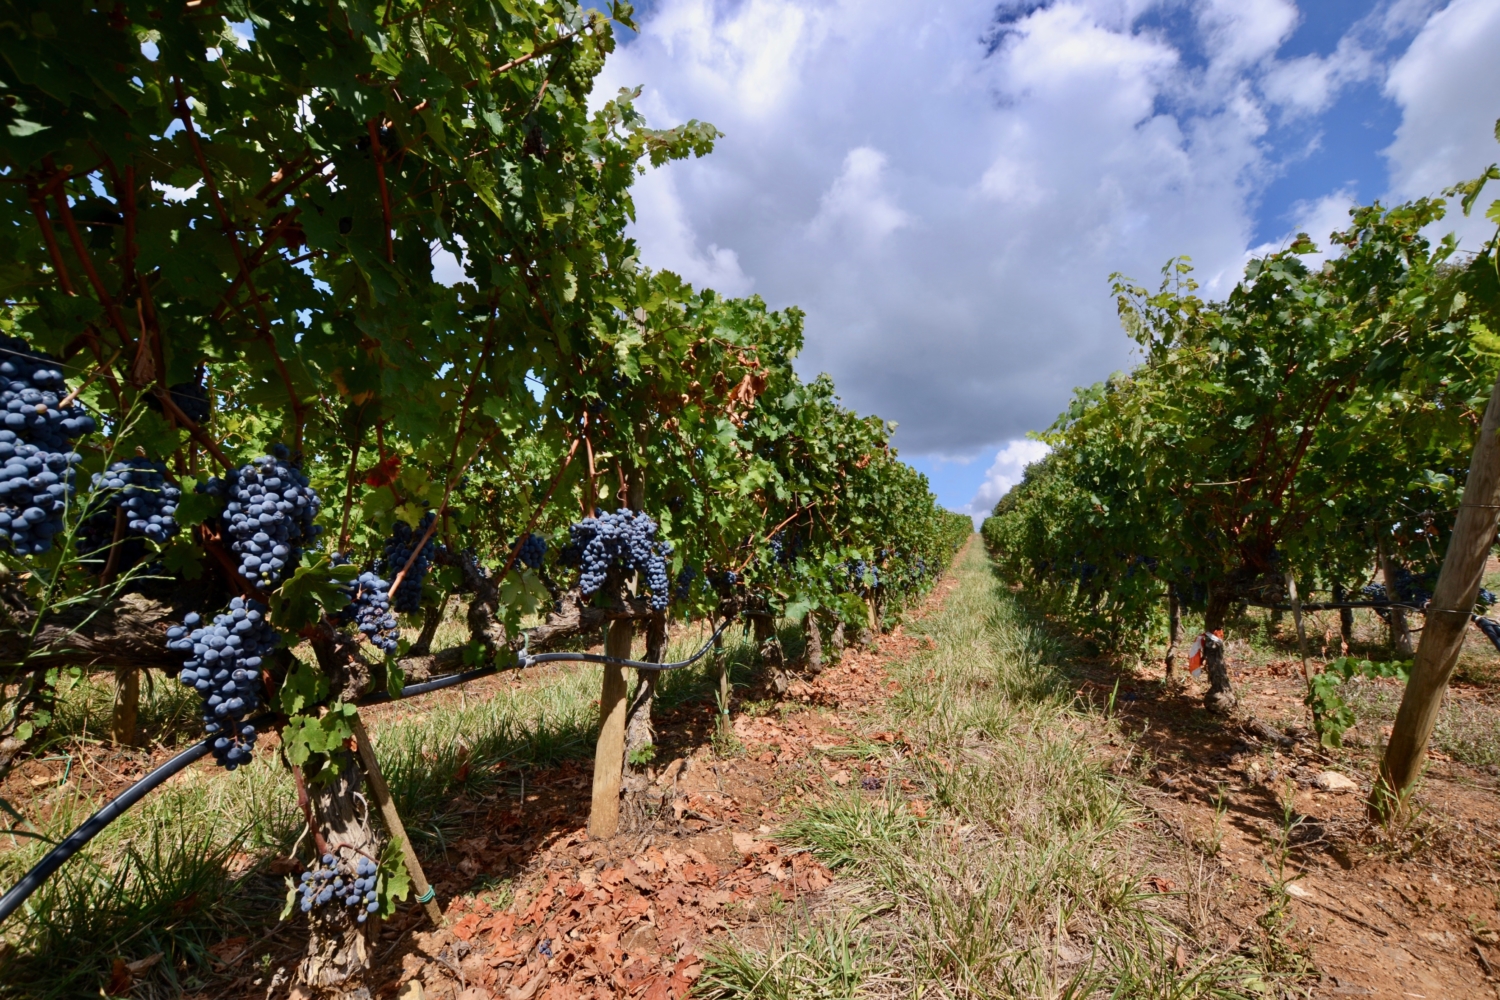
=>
[47,170,137,356]
[58,347,122,409]
[367,119,395,264]
[98,506,127,585]
[383,319,500,601]
[290,763,331,857]
[150,385,233,471]
[385,424,504,601]
[24,179,77,296]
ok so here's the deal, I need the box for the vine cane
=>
[349,713,443,926]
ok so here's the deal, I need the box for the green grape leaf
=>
[377,839,411,918]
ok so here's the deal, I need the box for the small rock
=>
[1285,883,1312,898]
[397,982,424,1000]
[1314,770,1358,792]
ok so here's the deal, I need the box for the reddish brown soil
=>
[193,581,958,1000]
[1110,655,1500,999]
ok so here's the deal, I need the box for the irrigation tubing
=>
[0,615,738,924]
[0,712,276,925]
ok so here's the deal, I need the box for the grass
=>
[0,615,769,1000]
[700,542,1276,999]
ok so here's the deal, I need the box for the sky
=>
[593,0,1500,524]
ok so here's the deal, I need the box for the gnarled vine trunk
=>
[804,613,823,675]
[1202,589,1236,714]
[299,753,383,991]
[621,612,667,832]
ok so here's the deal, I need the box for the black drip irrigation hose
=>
[0,712,277,925]
[0,616,738,925]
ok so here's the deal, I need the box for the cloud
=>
[1196,0,1299,70]
[1260,38,1376,118]
[1382,0,1500,249]
[629,166,755,295]
[964,438,1052,526]
[598,0,1492,460]
[808,147,911,245]
[1247,187,1359,265]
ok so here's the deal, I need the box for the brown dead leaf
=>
[208,936,248,966]
[506,969,546,1000]
[1174,943,1189,970]
[108,959,132,995]
[908,799,929,818]
[1144,876,1176,894]
[452,912,483,942]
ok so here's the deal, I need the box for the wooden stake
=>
[588,618,632,840]
[1377,369,1500,815]
[1286,572,1310,679]
[349,713,442,926]
[111,667,139,747]
[716,624,730,734]
[1165,585,1181,681]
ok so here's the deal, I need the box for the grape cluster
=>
[514,531,547,569]
[144,376,211,424]
[341,570,400,654]
[81,458,182,548]
[848,559,881,591]
[166,597,279,769]
[383,513,435,614]
[674,565,698,601]
[0,337,95,555]
[560,510,672,610]
[201,448,321,588]
[297,853,381,923]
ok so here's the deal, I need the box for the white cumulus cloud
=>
[597,0,1498,467]
[964,438,1053,527]
[1382,0,1500,249]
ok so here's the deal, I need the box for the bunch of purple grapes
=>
[297,853,380,923]
[343,570,400,654]
[200,447,321,588]
[383,513,435,613]
[560,509,671,610]
[166,597,279,769]
[514,531,546,569]
[0,336,94,555]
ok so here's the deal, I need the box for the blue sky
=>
[598,0,1500,521]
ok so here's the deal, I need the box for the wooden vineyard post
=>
[348,713,443,926]
[588,618,633,840]
[111,667,139,747]
[1376,370,1500,817]
[1164,585,1181,681]
[716,623,730,736]
[1379,538,1415,658]
[1286,573,1310,678]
